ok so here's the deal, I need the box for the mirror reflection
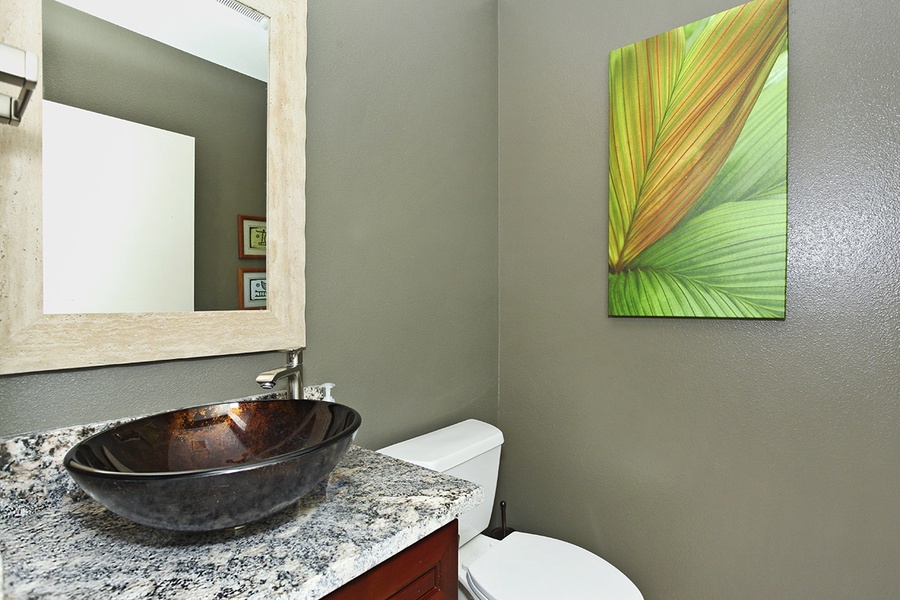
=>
[41,0,269,313]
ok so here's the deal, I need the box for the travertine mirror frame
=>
[0,0,306,374]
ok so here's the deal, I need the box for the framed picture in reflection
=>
[239,268,266,309]
[238,215,266,259]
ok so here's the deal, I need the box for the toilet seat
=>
[464,532,643,600]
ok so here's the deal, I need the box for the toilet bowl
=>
[378,420,643,600]
[459,531,641,600]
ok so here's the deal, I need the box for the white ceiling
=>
[55,0,269,82]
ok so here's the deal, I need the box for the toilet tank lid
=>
[378,419,503,473]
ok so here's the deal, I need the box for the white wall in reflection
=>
[43,100,195,314]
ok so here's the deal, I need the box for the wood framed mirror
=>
[0,0,306,374]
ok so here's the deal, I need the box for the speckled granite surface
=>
[0,392,482,599]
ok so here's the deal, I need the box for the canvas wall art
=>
[608,0,788,318]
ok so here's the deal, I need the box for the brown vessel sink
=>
[64,399,361,531]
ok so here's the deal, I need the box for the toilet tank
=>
[378,419,503,545]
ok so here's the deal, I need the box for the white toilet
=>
[379,419,643,600]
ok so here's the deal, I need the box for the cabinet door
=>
[323,520,459,600]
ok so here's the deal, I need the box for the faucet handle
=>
[280,348,303,367]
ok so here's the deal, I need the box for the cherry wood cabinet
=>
[323,520,459,600]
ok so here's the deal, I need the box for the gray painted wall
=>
[0,0,499,447]
[303,0,500,448]
[497,1,899,599]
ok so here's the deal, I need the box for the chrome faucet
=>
[256,349,304,400]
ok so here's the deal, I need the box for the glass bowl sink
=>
[64,399,362,531]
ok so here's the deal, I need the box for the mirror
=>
[0,0,306,374]
[42,0,269,313]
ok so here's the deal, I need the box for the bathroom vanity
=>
[0,416,481,599]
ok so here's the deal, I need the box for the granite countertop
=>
[0,404,482,599]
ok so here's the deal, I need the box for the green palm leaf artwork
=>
[608,0,788,318]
